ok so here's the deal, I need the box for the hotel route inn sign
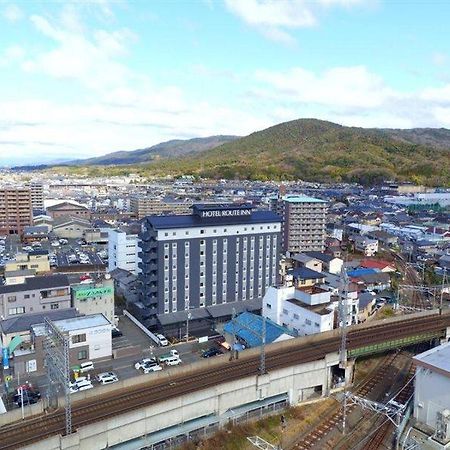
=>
[194,204,253,219]
[74,286,113,300]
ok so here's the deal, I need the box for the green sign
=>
[74,286,113,300]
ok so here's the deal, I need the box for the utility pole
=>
[339,266,349,435]
[440,267,447,315]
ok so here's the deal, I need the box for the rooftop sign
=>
[74,286,113,300]
[193,204,253,219]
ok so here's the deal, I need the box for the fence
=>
[123,310,160,346]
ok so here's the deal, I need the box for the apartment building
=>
[138,203,281,329]
[108,229,141,274]
[28,181,44,214]
[130,195,192,220]
[0,186,33,236]
[270,194,328,254]
[0,274,71,320]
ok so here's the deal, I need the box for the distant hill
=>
[68,135,239,165]
[48,119,450,186]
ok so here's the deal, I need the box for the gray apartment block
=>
[270,195,328,254]
[138,204,281,328]
[0,274,71,320]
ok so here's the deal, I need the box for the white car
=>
[69,377,93,394]
[156,334,169,346]
[142,362,163,374]
[134,357,157,370]
[79,361,94,373]
[96,372,119,385]
[165,356,182,366]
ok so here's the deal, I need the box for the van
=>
[165,356,182,366]
[79,361,94,373]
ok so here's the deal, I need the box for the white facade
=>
[327,258,344,275]
[354,236,379,256]
[263,285,334,336]
[413,342,450,440]
[108,229,141,274]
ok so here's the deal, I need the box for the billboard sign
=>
[74,286,113,300]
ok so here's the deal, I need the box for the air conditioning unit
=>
[435,409,450,443]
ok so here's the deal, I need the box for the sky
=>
[1,0,450,166]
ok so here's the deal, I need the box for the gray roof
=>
[413,342,450,378]
[4,269,36,277]
[304,251,335,263]
[290,266,325,280]
[206,298,262,318]
[23,226,49,234]
[0,274,70,294]
[1,308,79,334]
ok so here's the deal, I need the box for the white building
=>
[263,267,334,336]
[32,313,112,363]
[353,236,379,256]
[413,342,450,446]
[108,229,141,274]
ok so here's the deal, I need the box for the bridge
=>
[0,310,449,450]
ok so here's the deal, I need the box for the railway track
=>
[289,351,402,450]
[0,312,448,450]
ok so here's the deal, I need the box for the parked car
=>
[134,357,158,370]
[156,334,169,346]
[141,362,163,374]
[164,356,182,366]
[79,361,94,373]
[158,349,179,363]
[202,347,222,358]
[13,390,40,406]
[96,372,119,385]
[69,377,93,394]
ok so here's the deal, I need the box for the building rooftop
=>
[282,195,327,204]
[144,210,281,230]
[0,274,70,294]
[1,308,79,334]
[286,297,333,316]
[32,313,110,336]
[223,311,292,347]
[290,266,325,280]
[413,342,450,379]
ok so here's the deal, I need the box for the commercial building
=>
[413,342,450,447]
[71,276,115,323]
[52,217,92,239]
[0,186,33,236]
[4,250,50,274]
[0,274,71,320]
[138,203,281,330]
[270,195,327,254]
[130,195,192,220]
[108,229,141,274]
[31,313,112,372]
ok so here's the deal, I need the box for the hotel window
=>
[200,230,205,234]
[165,233,168,237]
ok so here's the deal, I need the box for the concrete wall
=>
[18,345,340,450]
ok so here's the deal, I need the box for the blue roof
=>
[347,268,378,277]
[144,210,281,230]
[283,195,327,204]
[223,311,292,347]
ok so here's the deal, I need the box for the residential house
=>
[353,236,379,256]
[4,250,50,274]
[304,251,344,274]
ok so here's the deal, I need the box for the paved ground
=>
[1,315,225,411]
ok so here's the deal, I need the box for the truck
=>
[157,349,179,363]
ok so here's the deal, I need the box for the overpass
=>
[0,310,449,450]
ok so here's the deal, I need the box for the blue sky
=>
[1,0,450,165]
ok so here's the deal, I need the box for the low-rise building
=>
[0,274,71,320]
[22,226,49,243]
[47,201,91,220]
[353,235,379,256]
[413,342,450,447]
[304,251,344,275]
[4,250,50,274]
[263,267,334,336]
[71,276,115,323]
[52,217,92,239]
[4,269,36,286]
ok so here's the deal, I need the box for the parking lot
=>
[0,235,107,269]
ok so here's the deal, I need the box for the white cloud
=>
[2,3,23,22]
[431,52,448,67]
[224,0,366,43]
[255,66,395,109]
